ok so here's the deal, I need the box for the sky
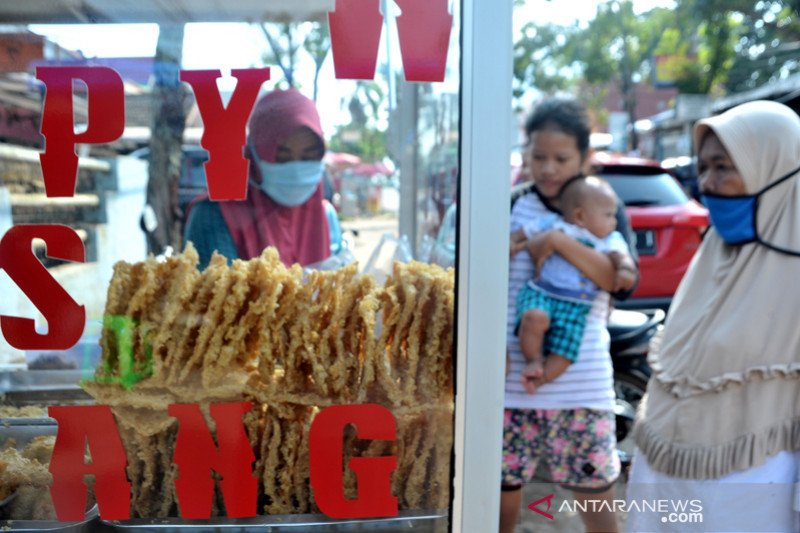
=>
[27,0,676,135]
[516,0,675,30]
[30,0,677,60]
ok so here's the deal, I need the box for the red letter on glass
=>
[180,68,271,201]
[309,404,398,518]
[36,66,125,197]
[48,405,131,521]
[168,402,257,519]
[329,0,383,80]
[0,224,85,350]
[396,0,453,82]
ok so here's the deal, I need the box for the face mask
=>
[249,144,323,207]
[701,163,800,255]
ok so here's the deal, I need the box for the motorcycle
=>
[608,307,665,468]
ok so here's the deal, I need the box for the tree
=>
[513,0,800,142]
[698,0,800,92]
[513,22,576,104]
[328,81,388,160]
[257,21,331,97]
[146,24,187,255]
[514,1,674,149]
[662,0,800,94]
[304,22,330,102]
[259,22,303,87]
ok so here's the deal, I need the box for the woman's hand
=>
[527,230,617,291]
[524,230,561,277]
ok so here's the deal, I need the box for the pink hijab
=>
[217,89,330,267]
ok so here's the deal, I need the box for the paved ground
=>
[341,214,401,267]
[516,477,630,532]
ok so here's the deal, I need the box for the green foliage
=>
[329,80,388,160]
[257,20,331,97]
[328,126,387,161]
[347,81,385,127]
[514,1,673,94]
[714,1,800,91]
[513,22,576,100]
[513,0,800,103]
[259,22,302,87]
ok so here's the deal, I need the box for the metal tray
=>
[99,509,448,532]
[0,417,97,531]
[0,506,98,532]
[0,387,93,406]
[0,417,58,449]
[0,369,96,391]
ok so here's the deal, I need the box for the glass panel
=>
[0,3,460,530]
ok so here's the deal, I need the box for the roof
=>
[712,73,800,113]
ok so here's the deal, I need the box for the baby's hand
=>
[520,360,545,395]
[510,241,528,257]
[614,268,637,292]
[510,229,528,257]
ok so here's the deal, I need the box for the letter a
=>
[48,405,130,520]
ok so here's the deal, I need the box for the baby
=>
[510,176,636,393]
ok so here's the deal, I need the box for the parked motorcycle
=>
[608,307,665,468]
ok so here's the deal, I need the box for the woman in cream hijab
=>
[627,100,800,532]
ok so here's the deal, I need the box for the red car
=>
[591,153,708,310]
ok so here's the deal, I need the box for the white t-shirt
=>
[505,192,616,411]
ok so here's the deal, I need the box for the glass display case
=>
[0,1,511,531]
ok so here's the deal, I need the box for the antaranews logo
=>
[527,495,703,524]
[527,494,555,520]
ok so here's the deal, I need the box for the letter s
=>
[0,224,85,349]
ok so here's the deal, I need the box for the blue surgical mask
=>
[249,144,323,207]
[700,194,757,245]
[701,163,800,255]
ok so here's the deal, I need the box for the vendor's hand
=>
[525,230,560,276]
[614,268,637,292]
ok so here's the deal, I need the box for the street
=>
[342,215,402,268]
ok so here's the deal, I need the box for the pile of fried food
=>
[0,435,58,520]
[83,243,455,518]
[0,427,96,522]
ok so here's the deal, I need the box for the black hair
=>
[523,97,591,157]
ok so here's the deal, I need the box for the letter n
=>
[309,404,398,518]
[168,402,256,519]
[48,405,130,520]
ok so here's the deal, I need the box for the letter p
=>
[36,66,125,197]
